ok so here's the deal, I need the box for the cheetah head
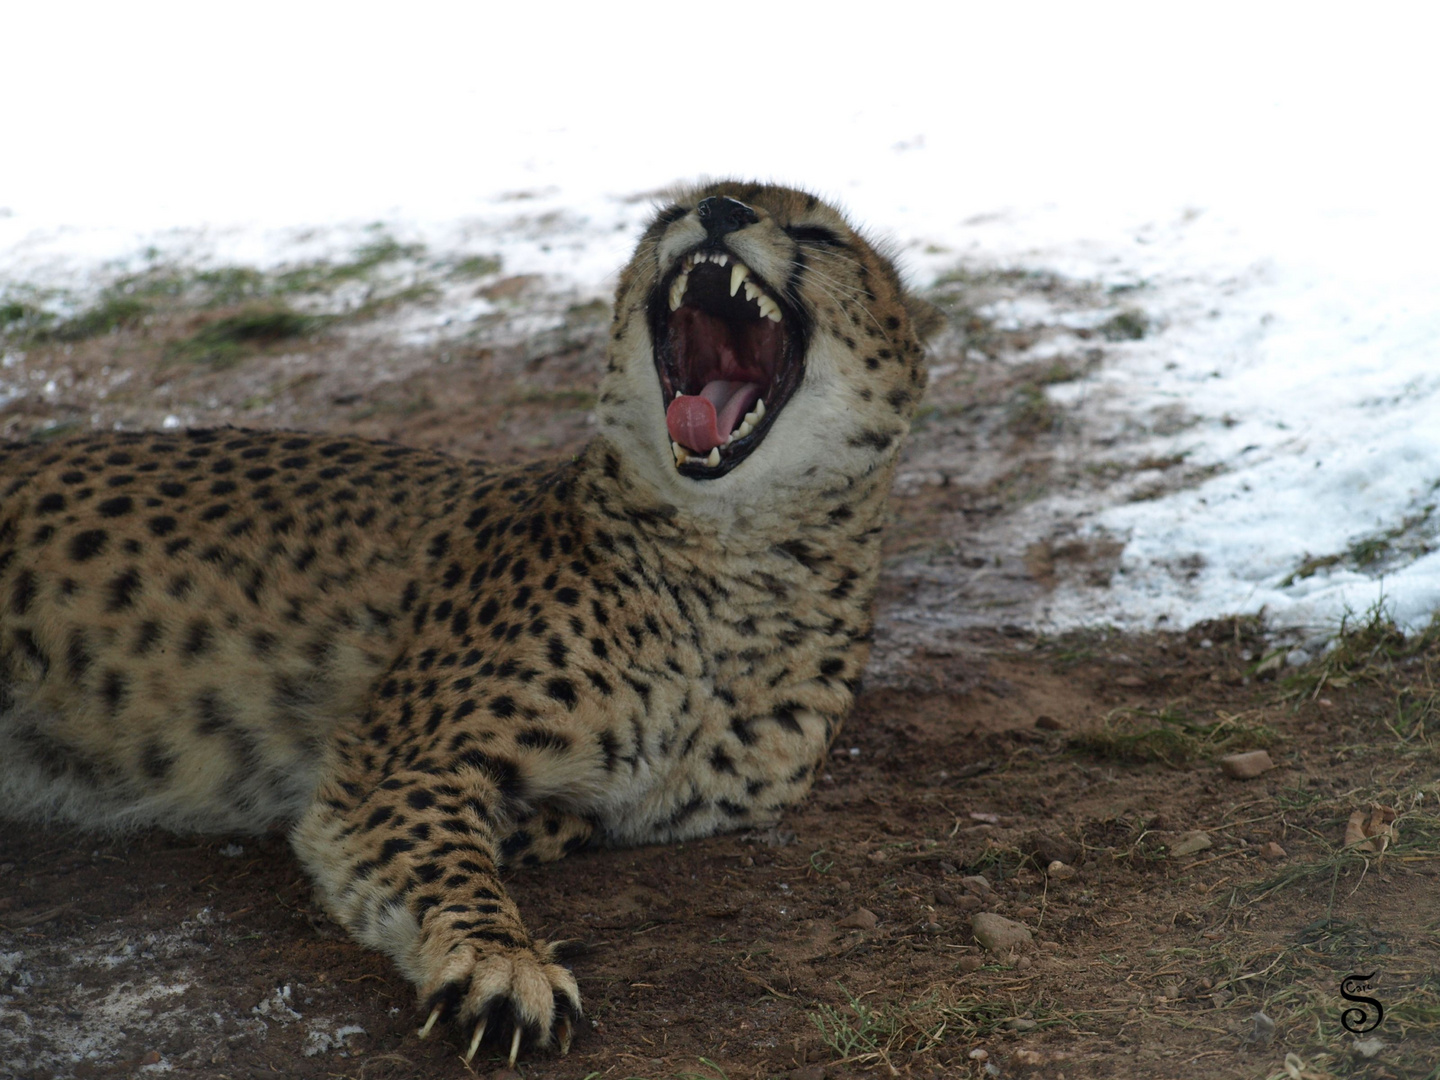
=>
[599,181,943,521]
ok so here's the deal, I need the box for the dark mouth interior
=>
[652,256,806,479]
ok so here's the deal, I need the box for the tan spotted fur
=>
[0,181,940,1057]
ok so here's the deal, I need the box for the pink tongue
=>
[666,381,763,453]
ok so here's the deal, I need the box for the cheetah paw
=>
[416,940,580,1065]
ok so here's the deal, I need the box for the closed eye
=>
[784,225,846,248]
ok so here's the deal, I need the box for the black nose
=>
[696,196,758,240]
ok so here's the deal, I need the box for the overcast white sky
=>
[4,3,1435,233]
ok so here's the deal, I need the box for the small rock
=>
[956,955,985,973]
[1169,831,1212,858]
[937,860,959,875]
[934,886,957,906]
[1285,648,1311,667]
[968,1047,989,1061]
[1240,1010,1275,1046]
[1003,1017,1038,1031]
[1010,1048,1044,1066]
[837,907,878,930]
[1220,749,1275,779]
[1115,674,1146,687]
[1046,860,1077,880]
[1039,940,1060,951]
[955,894,983,911]
[788,1067,828,1080]
[1260,841,1286,860]
[1344,803,1399,852]
[1027,831,1081,866]
[921,921,942,933]
[1352,1037,1385,1059]
[972,912,1033,953]
[1034,714,1065,731]
[1161,982,1180,1000]
[140,1051,162,1066]
[960,874,992,894]
[1016,955,1032,969]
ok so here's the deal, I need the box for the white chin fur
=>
[596,327,888,532]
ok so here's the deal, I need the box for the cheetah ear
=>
[904,295,947,343]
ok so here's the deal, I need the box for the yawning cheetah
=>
[0,181,942,1063]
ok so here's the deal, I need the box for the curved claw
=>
[508,1026,522,1067]
[557,1015,573,1056]
[417,1005,443,1040]
[464,1018,487,1064]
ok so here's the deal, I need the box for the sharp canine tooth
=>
[729,263,749,296]
[705,447,720,467]
[668,271,689,311]
[755,398,765,418]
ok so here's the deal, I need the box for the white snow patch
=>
[1,7,1436,637]
[253,984,303,1024]
[303,1020,367,1057]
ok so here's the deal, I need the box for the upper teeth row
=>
[667,252,783,322]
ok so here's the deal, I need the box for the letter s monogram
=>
[1340,972,1383,1034]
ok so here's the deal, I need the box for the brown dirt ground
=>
[2,271,1437,1080]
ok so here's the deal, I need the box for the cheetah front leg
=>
[291,751,580,1064]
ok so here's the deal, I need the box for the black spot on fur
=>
[69,529,108,562]
[516,727,572,751]
[545,677,578,709]
[100,669,128,715]
[141,739,174,781]
[133,620,162,655]
[848,429,894,451]
[10,569,37,615]
[66,630,91,679]
[107,568,142,611]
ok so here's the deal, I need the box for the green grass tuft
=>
[1071,706,1277,767]
[50,296,150,341]
[168,307,318,368]
[1099,307,1149,341]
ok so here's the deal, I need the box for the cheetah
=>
[0,181,942,1064]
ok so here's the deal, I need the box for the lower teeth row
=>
[671,398,767,469]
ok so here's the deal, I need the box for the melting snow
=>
[1,8,1435,637]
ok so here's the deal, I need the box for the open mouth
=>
[650,248,807,479]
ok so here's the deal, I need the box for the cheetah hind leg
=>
[498,805,597,867]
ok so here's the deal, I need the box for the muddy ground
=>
[1,254,1437,1080]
